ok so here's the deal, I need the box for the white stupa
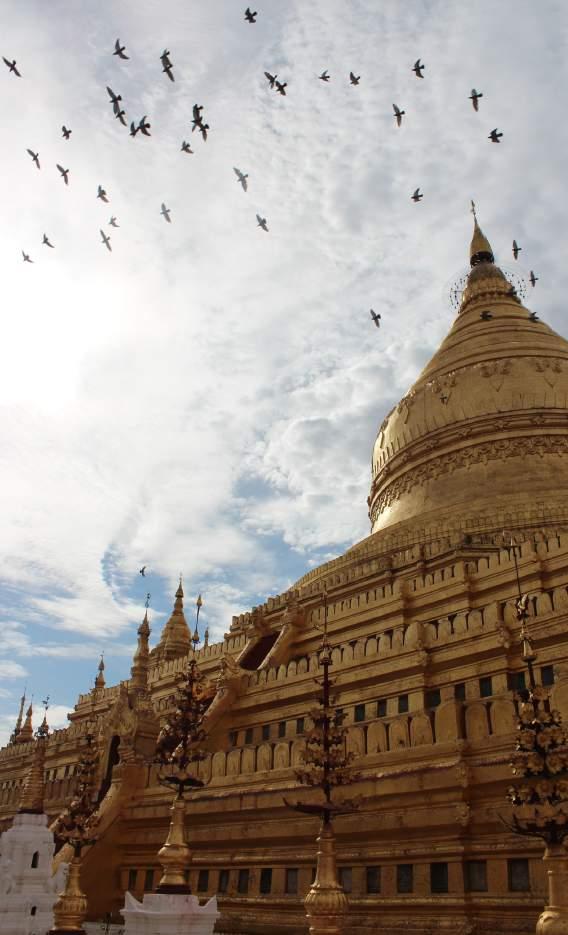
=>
[0,710,66,935]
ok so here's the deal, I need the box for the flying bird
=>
[198,123,209,141]
[489,128,503,143]
[244,7,257,22]
[233,167,248,191]
[113,39,129,60]
[160,49,174,82]
[192,103,204,121]
[469,88,483,111]
[349,72,360,86]
[256,214,268,231]
[3,57,21,77]
[161,203,172,223]
[181,140,193,153]
[115,109,127,126]
[530,271,538,287]
[22,250,33,263]
[42,234,54,248]
[275,79,287,96]
[412,59,425,78]
[97,185,109,202]
[26,149,40,169]
[264,71,277,88]
[512,240,521,260]
[56,164,70,185]
[319,70,330,82]
[139,566,147,577]
[369,310,381,328]
[129,121,139,137]
[138,115,151,136]
[480,310,493,320]
[62,125,72,140]
[393,103,405,126]
[411,188,423,202]
[529,311,540,322]
[508,285,518,298]
[100,229,112,252]
[109,217,119,227]
[107,86,122,106]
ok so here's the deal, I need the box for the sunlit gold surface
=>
[156,793,191,891]
[51,856,87,934]
[305,820,348,935]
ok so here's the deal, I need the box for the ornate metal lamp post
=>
[285,583,358,935]
[50,728,100,935]
[505,550,568,935]
[154,594,208,894]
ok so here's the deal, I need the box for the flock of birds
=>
[4,9,540,316]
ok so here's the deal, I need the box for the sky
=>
[1,0,567,745]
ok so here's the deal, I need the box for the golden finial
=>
[94,653,105,690]
[18,717,49,814]
[469,202,495,267]
[18,702,34,743]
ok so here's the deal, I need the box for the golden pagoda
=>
[1,215,568,935]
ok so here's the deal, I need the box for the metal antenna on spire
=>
[470,199,477,221]
[145,592,151,609]
[192,594,203,654]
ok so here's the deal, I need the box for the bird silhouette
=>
[275,79,287,96]
[530,271,538,287]
[198,123,209,141]
[114,39,129,60]
[22,250,33,263]
[256,214,269,231]
[512,240,521,260]
[42,234,54,248]
[489,128,503,143]
[480,310,493,320]
[139,566,147,577]
[56,164,70,185]
[129,121,139,138]
[115,108,127,126]
[508,285,518,298]
[264,71,277,88]
[319,70,330,82]
[3,57,21,77]
[100,229,112,252]
[245,7,257,22]
[412,59,425,78]
[138,115,151,136]
[109,217,119,228]
[529,311,540,322]
[62,126,72,140]
[181,141,193,153]
[234,167,248,191]
[469,89,483,111]
[369,310,381,328]
[107,86,122,106]
[97,185,109,203]
[411,188,423,202]
[349,72,360,86]
[160,49,174,82]
[26,149,40,169]
[393,104,405,126]
[161,203,172,223]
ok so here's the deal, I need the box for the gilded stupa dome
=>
[367,216,568,543]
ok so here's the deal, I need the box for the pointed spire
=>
[152,578,192,661]
[10,690,26,744]
[17,703,34,744]
[469,201,495,267]
[19,717,49,814]
[131,608,151,693]
[94,654,105,691]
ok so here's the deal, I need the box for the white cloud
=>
[0,0,566,701]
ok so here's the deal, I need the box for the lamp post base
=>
[536,845,568,935]
[304,819,348,935]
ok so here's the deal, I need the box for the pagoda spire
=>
[94,654,105,691]
[152,577,192,662]
[131,608,151,694]
[10,690,26,744]
[18,713,49,814]
[17,702,34,744]
[469,200,495,266]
